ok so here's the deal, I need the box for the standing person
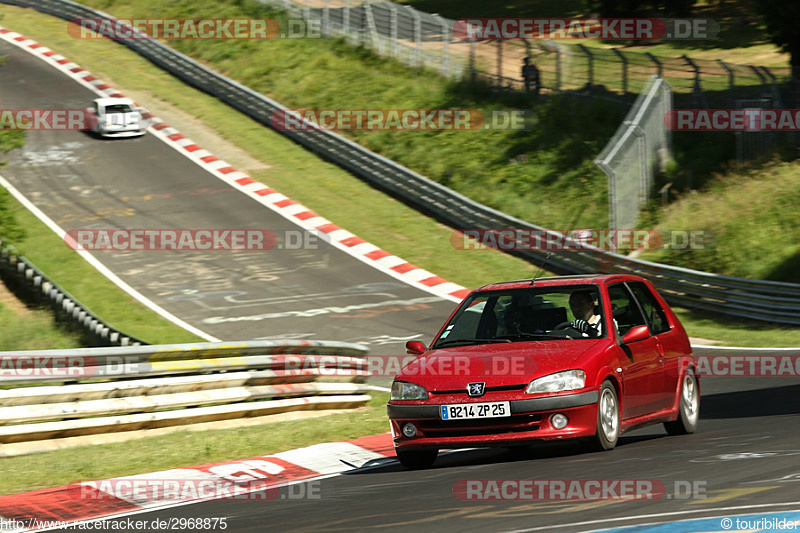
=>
[522,56,540,95]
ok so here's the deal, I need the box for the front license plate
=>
[440,401,511,420]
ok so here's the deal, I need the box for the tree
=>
[753,0,800,80]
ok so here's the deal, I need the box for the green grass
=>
[0,392,390,495]
[2,189,204,345]
[396,0,790,67]
[0,302,83,351]
[640,158,800,282]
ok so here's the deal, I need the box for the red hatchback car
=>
[387,274,700,469]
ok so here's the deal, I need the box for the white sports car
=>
[87,97,148,138]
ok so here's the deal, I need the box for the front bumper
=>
[388,390,599,449]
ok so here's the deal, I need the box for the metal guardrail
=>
[0,340,371,449]
[0,239,146,346]
[2,0,799,326]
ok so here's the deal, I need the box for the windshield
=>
[104,104,135,114]
[432,285,606,348]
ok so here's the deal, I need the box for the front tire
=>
[587,381,620,451]
[665,369,699,435]
[396,448,438,470]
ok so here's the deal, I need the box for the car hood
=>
[395,340,602,390]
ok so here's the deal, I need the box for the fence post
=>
[304,0,311,24]
[433,14,450,77]
[682,55,706,108]
[496,39,503,88]
[717,59,735,108]
[612,48,628,93]
[390,4,398,58]
[470,39,476,84]
[760,67,783,108]
[577,43,593,88]
[646,52,662,78]
[323,0,329,35]
[404,5,422,66]
[554,41,562,91]
[749,65,768,100]
[344,0,350,37]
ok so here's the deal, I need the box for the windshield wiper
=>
[497,332,564,340]
[434,338,512,348]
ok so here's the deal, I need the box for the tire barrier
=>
[0,239,146,346]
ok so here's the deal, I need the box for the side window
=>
[628,282,670,334]
[607,283,647,336]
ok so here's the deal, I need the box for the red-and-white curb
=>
[0,27,470,308]
[0,433,396,531]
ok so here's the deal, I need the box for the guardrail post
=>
[612,48,628,93]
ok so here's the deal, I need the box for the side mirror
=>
[622,325,650,344]
[405,340,427,356]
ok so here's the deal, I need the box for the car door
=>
[607,282,664,420]
[627,281,680,411]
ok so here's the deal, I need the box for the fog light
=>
[551,413,568,429]
[402,423,417,437]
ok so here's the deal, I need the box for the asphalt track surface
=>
[0,39,460,356]
[1,36,799,533]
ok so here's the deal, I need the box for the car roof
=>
[475,274,644,292]
[94,97,135,107]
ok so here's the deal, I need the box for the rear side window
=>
[607,283,647,336]
[628,282,670,334]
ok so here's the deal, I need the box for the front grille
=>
[418,413,542,438]
[430,384,526,395]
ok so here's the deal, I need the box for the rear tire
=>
[396,448,438,470]
[665,369,699,435]
[586,381,620,451]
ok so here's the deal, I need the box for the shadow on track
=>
[700,383,800,419]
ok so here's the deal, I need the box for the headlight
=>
[526,370,585,394]
[391,381,428,400]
